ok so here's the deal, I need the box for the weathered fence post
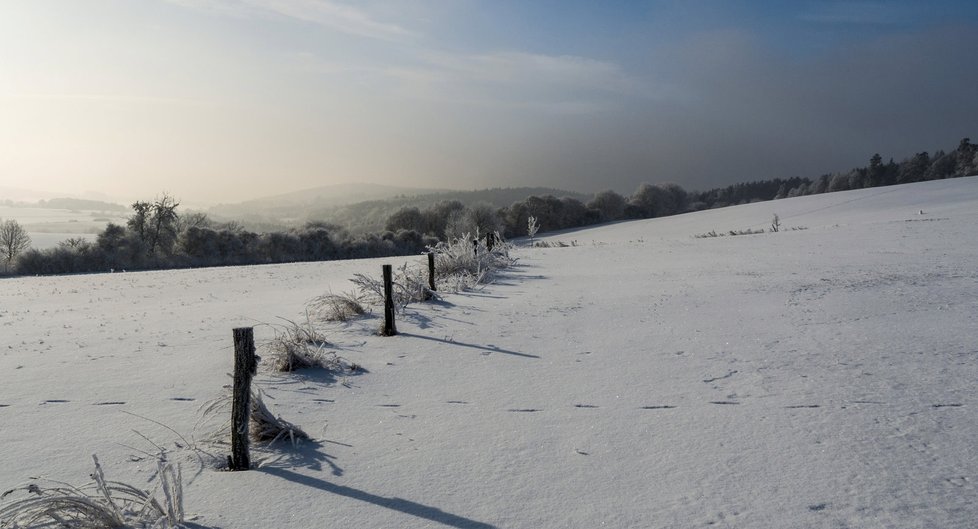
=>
[382,264,397,336]
[427,252,436,291]
[229,327,256,471]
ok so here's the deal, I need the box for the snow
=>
[2,177,977,528]
[0,206,126,249]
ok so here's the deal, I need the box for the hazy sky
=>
[2,1,977,205]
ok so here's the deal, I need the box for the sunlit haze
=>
[2,0,976,204]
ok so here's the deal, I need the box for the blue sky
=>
[2,0,976,203]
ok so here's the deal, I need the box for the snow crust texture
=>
[2,177,977,528]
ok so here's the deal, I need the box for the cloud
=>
[166,0,418,41]
[426,51,649,96]
[338,50,659,115]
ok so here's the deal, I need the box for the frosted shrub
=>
[427,232,515,292]
[350,262,435,312]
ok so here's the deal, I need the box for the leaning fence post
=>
[427,253,436,291]
[382,264,397,336]
[230,327,256,471]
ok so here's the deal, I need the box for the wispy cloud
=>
[167,0,418,41]
[424,51,649,96]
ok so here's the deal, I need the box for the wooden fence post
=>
[229,327,256,471]
[427,253,436,291]
[382,264,397,336]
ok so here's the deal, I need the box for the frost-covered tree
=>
[0,219,31,270]
[588,190,626,221]
[527,216,540,238]
[385,207,426,234]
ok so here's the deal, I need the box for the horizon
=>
[2,1,977,205]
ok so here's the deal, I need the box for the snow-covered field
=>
[2,177,976,528]
[0,206,126,249]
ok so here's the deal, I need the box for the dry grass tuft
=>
[0,455,183,529]
[263,316,340,372]
[198,387,309,449]
[307,290,368,322]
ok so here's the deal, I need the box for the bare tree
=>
[0,219,31,270]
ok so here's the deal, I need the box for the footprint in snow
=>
[703,370,738,383]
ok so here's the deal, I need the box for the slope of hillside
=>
[1,177,976,528]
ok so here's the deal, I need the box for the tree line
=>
[6,137,976,276]
[12,196,438,276]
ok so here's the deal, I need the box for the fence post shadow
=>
[261,466,496,529]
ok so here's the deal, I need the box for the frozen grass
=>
[427,232,515,293]
[261,316,340,372]
[197,386,309,450]
[0,455,183,529]
[343,234,515,316]
[307,290,368,322]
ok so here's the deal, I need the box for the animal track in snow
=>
[703,370,738,383]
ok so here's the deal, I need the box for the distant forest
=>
[8,137,977,276]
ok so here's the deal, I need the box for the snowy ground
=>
[2,177,976,528]
[0,206,126,249]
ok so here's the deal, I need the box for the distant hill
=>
[208,184,592,233]
[307,186,591,234]
[208,183,449,221]
[36,197,129,212]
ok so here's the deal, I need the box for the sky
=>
[1,0,977,205]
